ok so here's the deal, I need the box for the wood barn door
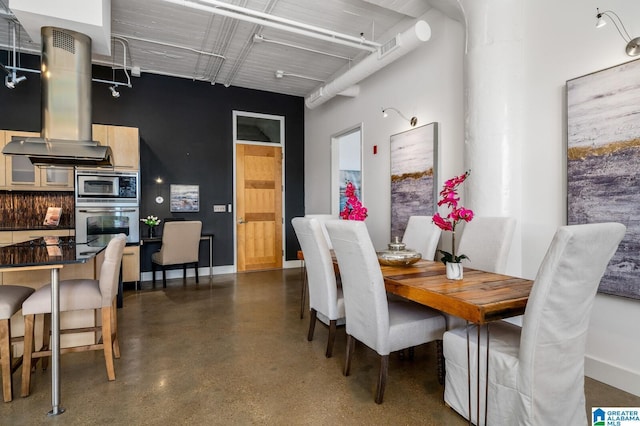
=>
[236,144,283,271]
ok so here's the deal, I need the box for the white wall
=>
[521,0,640,396]
[305,1,640,396]
[305,8,465,249]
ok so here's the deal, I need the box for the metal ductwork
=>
[2,27,113,167]
[305,20,431,109]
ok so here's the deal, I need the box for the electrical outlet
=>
[213,205,226,213]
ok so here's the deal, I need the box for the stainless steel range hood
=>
[2,27,112,167]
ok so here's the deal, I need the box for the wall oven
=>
[75,169,139,244]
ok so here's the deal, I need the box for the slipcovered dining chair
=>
[402,215,442,261]
[325,220,447,404]
[21,234,127,396]
[292,217,345,358]
[152,220,202,288]
[0,285,35,402]
[443,222,626,425]
[456,216,516,274]
[298,214,338,318]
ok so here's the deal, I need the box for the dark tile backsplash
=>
[0,191,74,229]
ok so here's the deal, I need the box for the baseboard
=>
[585,355,640,397]
[140,265,234,282]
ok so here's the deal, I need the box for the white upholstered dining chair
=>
[456,216,516,274]
[443,222,626,425]
[0,285,35,402]
[292,217,345,358]
[325,220,446,404]
[402,215,442,261]
[21,234,127,396]
[152,220,202,288]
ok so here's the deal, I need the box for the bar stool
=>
[0,285,35,402]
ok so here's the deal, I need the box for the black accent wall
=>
[0,52,305,271]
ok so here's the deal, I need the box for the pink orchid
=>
[433,171,473,264]
[340,181,367,221]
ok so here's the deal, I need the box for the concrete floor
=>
[2,268,639,425]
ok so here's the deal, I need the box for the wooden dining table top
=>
[379,260,533,325]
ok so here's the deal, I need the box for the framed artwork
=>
[567,58,640,300]
[390,122,438,240]
[170,184,200,212]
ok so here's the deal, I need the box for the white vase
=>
[446,262,463,280]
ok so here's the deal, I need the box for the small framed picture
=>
[170,185,200,212]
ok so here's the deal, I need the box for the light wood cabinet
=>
[92,124,139,170]
[2,130,74,190]
[122,245,140,282]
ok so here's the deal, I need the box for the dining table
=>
[0,235,108,416]
[335,257,533,426]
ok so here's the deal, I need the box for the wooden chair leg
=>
[375,355,389,404]
[307,309,317,341]
[162,268,167,288]
[194,263,199,284]
[101,307,116,381]
[1,319,13,402]
[152,262,157,287]
[326,320,337,358]
[111,300,120,359]
[41,313,51,372]
[344,334,355,376]
[21,315,35,397]
[183,264,187,282]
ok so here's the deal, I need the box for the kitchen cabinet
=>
[122,245,140,283]
[92,124,140,170]
[2,130,74,190]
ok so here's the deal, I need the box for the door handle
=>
[238,217,246,224]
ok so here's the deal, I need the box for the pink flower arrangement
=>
[340,181,368,221]
[432,171,474,264]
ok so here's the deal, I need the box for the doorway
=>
[233,111,284,272]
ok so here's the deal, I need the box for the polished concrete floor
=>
[2,268,640,425]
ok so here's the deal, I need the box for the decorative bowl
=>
[377,248,422,266]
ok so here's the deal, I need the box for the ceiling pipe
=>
[305,20,431,109]
[163,0,379,52]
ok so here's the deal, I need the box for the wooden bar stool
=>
[0,285,35,402]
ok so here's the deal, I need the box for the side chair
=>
[151,220,202,288]
[21,234,127,396]
[443,222,626,425]
[402,215,442,261]
[292,217,345,358]
[325,219,446,404]
[0,285,34,402]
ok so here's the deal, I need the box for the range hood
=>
[2,27,113,167]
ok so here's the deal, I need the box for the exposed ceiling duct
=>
[305,20,431,109]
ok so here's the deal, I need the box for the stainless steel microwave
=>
[75,169,139,206]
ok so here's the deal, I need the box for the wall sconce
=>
[596,8,640,56]
[4,74,26,89]
[382,107,418,127]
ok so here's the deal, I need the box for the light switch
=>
[213,205,226,213]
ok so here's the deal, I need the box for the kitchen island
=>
[0,236,108,416]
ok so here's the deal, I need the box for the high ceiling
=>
[0,0,457,99]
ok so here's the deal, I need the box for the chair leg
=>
[111,300,120,359]
[41,314,51,372]
[152,262,157,287]
[194,263,199,284]
[183,264,187,282]
[101,307,116,381]
[162,267,167,288]
[21,315,35,397]
[307,309,317,341]
[1,319,13,402]
[375,355,389,404]
[326,320,337,358]
[436,339,445,385]
[344,334,355,376]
